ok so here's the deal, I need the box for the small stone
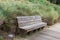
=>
[8,34,14,38]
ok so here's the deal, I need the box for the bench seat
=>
[19,22,47,31]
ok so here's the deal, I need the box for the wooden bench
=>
[16,16,47,35]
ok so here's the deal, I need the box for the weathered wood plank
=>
[19,22,47,30]
[16,16,47,35]
[17,16,42,27]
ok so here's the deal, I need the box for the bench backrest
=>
[16,16,42,27]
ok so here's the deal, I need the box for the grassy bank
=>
[0,0,60,31]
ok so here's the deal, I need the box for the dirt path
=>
[14,23,60,40]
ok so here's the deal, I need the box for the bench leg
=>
[18,29,27,37]
[37,28,42,31]
[43,25,48,30]
[41,27,44,29]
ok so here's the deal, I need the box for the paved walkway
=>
[14,23,60,40]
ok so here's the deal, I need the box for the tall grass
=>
[0,0,60,31]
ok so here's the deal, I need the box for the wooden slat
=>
[19,22,47,30]
[17,16,42,21]
[16,16,42,27]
